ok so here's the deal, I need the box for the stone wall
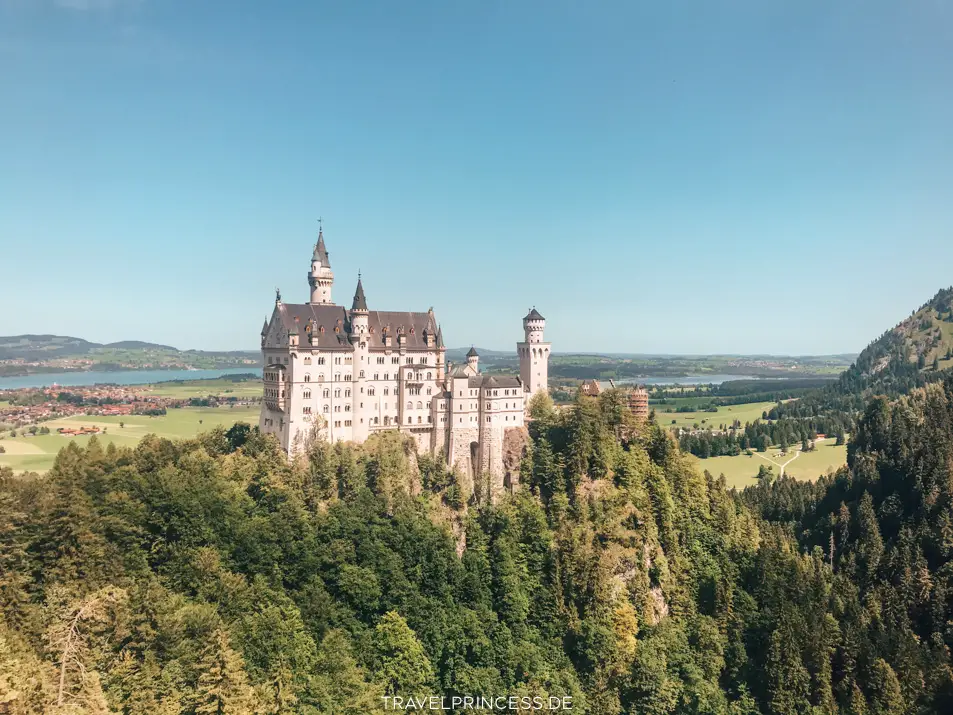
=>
[448,426,480,501]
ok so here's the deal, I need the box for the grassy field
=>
[145,377,262,399]
[653,400,776,429]
[0,405,259,474]
[690,439,847,490]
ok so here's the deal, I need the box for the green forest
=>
[3,374,953,714]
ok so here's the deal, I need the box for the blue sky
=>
[1,0,951,354]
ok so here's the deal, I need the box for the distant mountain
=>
[103,340,179,351]
[445,347,515,361]
[0,334,99,361]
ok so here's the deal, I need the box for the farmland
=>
[0,404,259,474]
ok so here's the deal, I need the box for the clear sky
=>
[2,0,952,355]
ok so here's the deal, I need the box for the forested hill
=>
[837,286,953,396]
[4,383,953,712]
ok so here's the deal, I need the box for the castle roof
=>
[524,307,545,321]
[468,374,523,389]
[312,230,330,267]
[436,325,444,348]
[466,346,479,358]
[260,319,269,336]
[352,276,368,311]
[271,302,437,350]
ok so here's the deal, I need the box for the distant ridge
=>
[103,340,178,351]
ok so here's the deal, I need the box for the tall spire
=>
[312,227,330,268]
[351,273,368,311]
[436,324,444,348]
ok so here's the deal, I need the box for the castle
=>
[259,228,551,490]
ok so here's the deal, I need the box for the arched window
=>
[323,405,329,413]
[426,372,431,380]
[359,370,365,378]
[318,373,324,382]
[407,416,412,424]
[304,374,311,382]
[318,357,325,365]
[368,387,376,396]
[416,401,422,409]
[406,401,413,410]
[417,416,422,424]
[303,391,311,399]
[384,416,390,425]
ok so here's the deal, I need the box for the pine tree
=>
[193,628,259,714]
[371,611,436,697]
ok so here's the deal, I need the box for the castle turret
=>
[518,307,550,397]
[350,274,369,333]
[308,226,334,304]
[436,325,446,380]
[466,346,479,374]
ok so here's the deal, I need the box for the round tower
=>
[349,274,370,442]
[308,225,334,304]
[518,307,550,397]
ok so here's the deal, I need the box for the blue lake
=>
[0,368,260,390]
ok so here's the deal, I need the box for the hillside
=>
[838,286,953,394]
[0,334,262,374]
[0,334,100,361]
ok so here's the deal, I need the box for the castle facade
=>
[259,228,551,487]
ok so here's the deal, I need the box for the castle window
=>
[318,373,325,382]
[304,391,311,399]
[374,417,379,424]
[335,389,341,398]
[406,401,413,410]
[345,405,350,412]
[335,357,341,365]
[303,406,311,414]
[384,388,389,396]
[335,421,340,427]
[323,405,329,413]
[359,370,365,378]
[335,406,340,412]
[304,357,311,365]
[335,373,340,381]
[384,373,389,380]
[392,357,399,364]
[428,415,432,423]
[377,357,385,364]
[318,357,325,365]
[426,372,432,380]
[427,388,432,395]
[374,373,379,380]
[417,416,422,424]
[345,420,352,426]
[345,389,351,397]
[304,374,310,382]
[407,417,412,424]
[487,417,491,423]
[369,387,376,396]
[345,375,351,381]
[323,389,330,398]
[416,401,422,409]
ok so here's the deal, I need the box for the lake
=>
[0,368,260,390]
[613,374,762,386]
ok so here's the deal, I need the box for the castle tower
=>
[435,325,446,380]
[308,226,334,304]
[350,274,370,441]
[518,307,550,397]
[466,346,479,374]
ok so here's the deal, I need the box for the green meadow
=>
[0,404,259,474]
[652,400,777,429]
[690,439,848,490]
[144,377,262,399]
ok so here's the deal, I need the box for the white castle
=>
[259,227,551,488]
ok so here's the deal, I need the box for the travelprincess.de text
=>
[381,695,574,711]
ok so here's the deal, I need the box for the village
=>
[0,382,259,431]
